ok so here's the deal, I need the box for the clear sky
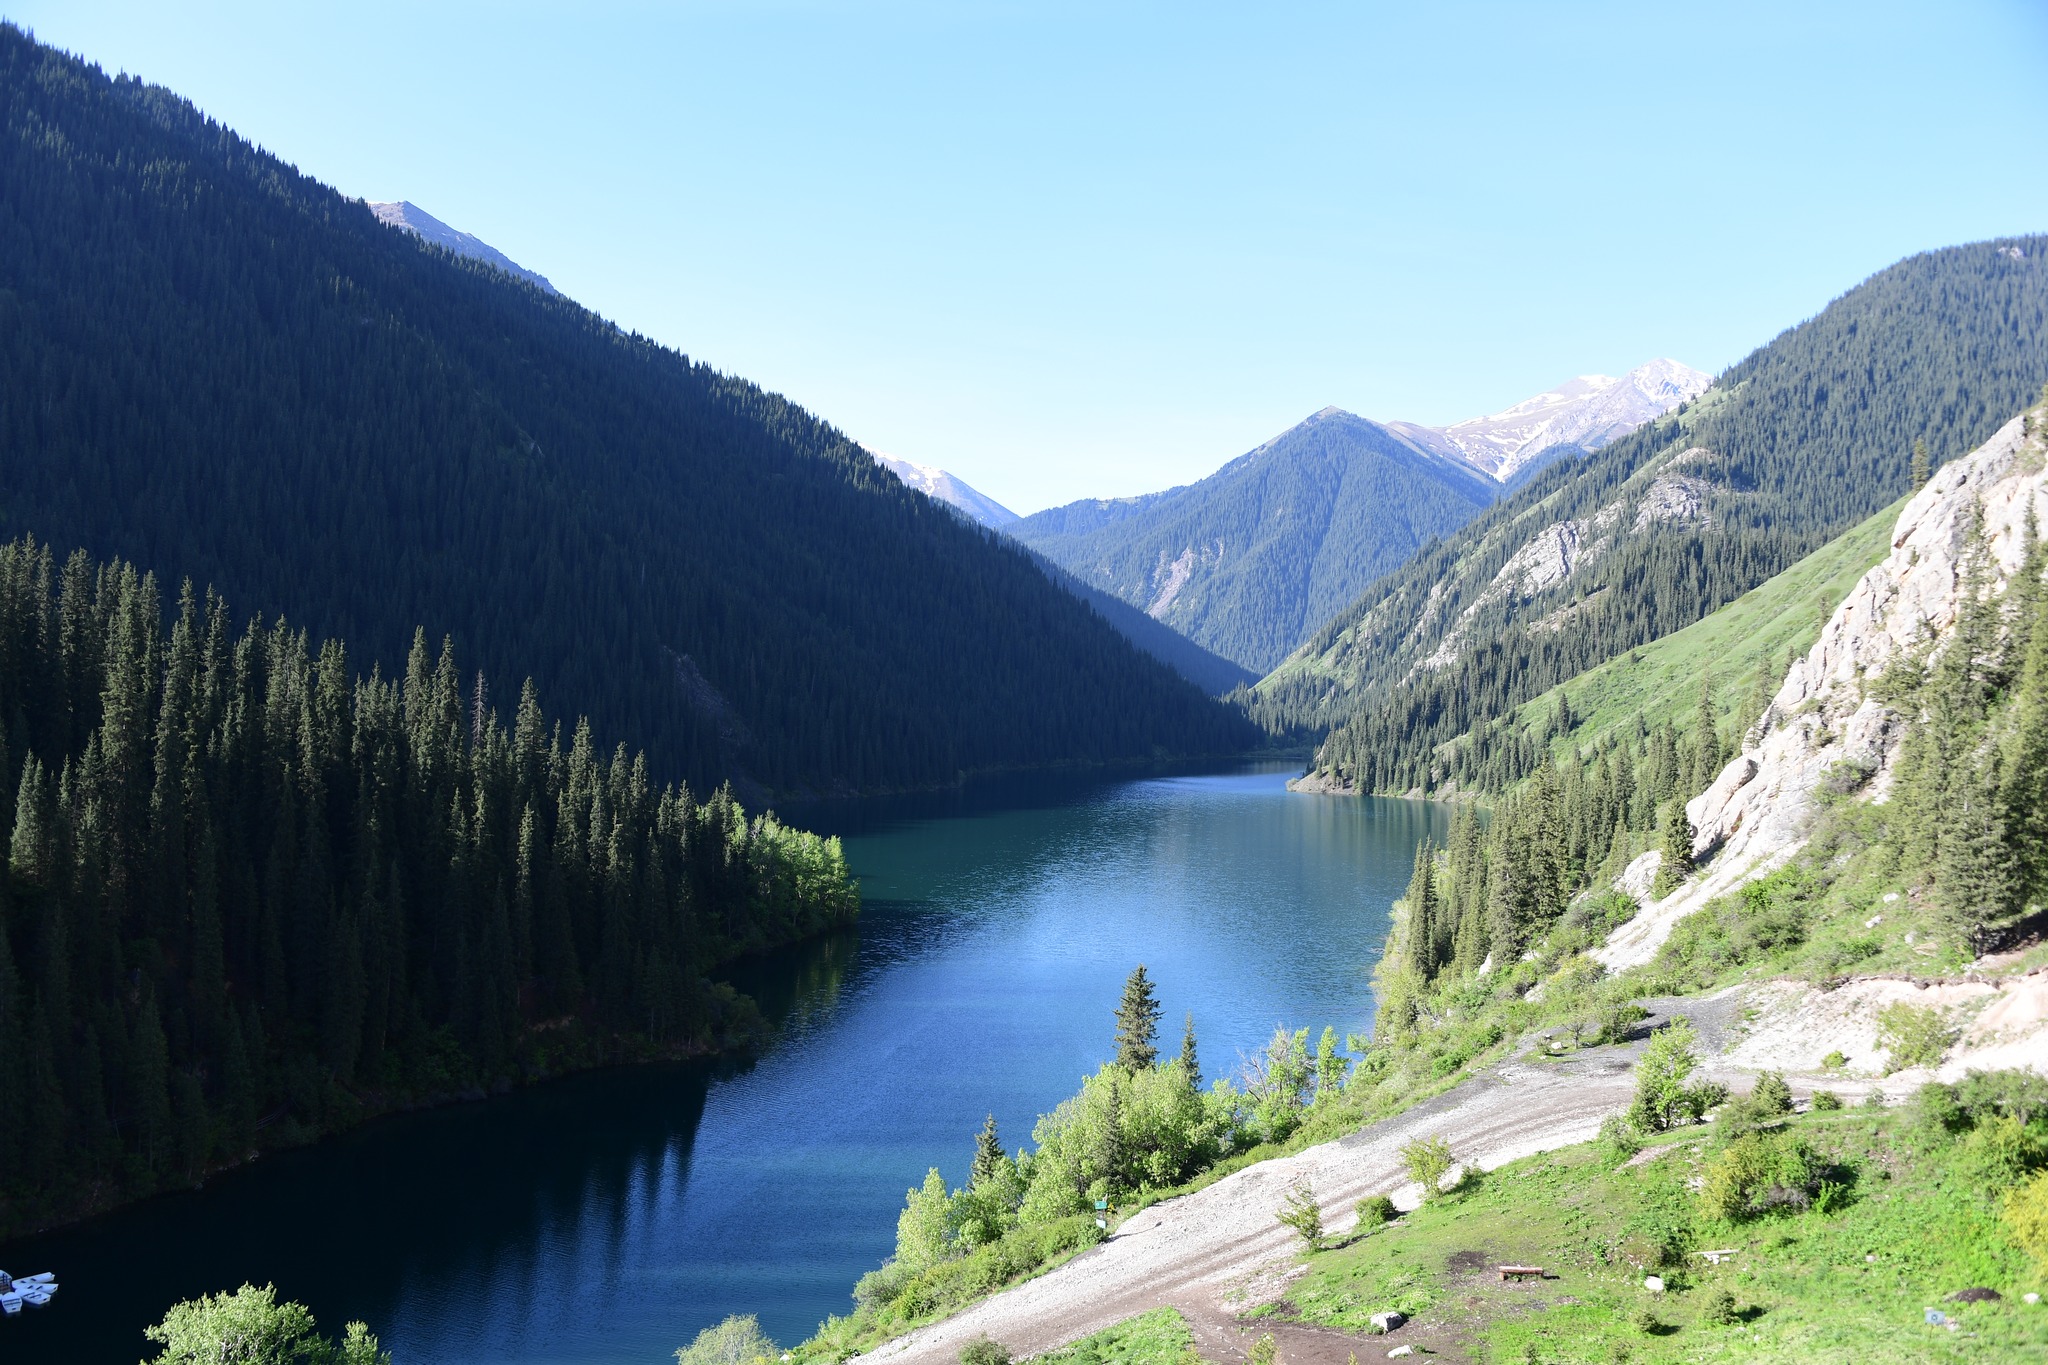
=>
[9,2,2047,513]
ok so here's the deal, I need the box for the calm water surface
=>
[0,764,1446,1363]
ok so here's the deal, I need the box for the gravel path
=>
[863,997,1753,1365]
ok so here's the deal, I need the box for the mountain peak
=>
[367,200,558,295]
[1392,359,1710,483]
[870,451,1020,528]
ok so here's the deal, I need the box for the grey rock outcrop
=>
[1599,408,2048,970]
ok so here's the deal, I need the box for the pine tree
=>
[1936,754,2022,955]
[1653,801,1697,898]
[970,1113,1003,1189]
[1178,1012,1201,1090]
[2004,545,2048,898]
[1113,965,1162,1070]
[1401,839,1439,978]
[1911,437,1932,491]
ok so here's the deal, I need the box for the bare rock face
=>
[1598,409,2048,971]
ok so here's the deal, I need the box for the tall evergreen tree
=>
[1654,801,1697,898]
[970,1113,1003,1190]
[1177,1012,1201,1091]
[1113,965,1162,1071]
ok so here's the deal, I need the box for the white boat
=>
[20,1289,48,1305]
[0,1294,19,1316]
[17,1273,52,1286]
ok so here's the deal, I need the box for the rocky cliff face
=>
[1598,405,2048,970]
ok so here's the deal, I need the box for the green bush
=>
[958,1336,1011,1365]
[1875,1003,1957,1073]
[1276,1176,1324,1251]
[1355,1193,1397,1228]
[1628,1020,1726,1132]
[1810,1089,1843,1112]
[1703,1289,1739,1326]
[2005,1168,2048,1272]
[1820,1050,1846,1071]
[675,1315,777,1365]
[1400,1134,1457,1200]
[1599,1113,1645,1162]
[1698,1132,1831,1220]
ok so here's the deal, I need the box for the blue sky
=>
[10,1,2047,513]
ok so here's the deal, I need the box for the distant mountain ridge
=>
[870,452,1019,528]
[1265,236,2048,797]
[368,199,559,295]
[1389,359,1711,483]
[1013,407,1499,671]
[1009,363,1703,673]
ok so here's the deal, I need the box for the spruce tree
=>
[1653,801,1697,898]
[1113,965,1162,1071]
[1936,754,2021,956]
[2003,550,2048,897]
[1911,437,1931,491]
[1178,1012,1201,1091]
[1402,839,1439,978]
[970,1113,1003,1189]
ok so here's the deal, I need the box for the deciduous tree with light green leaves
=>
[142,1283,388,1365]
[674,1313,777,1365]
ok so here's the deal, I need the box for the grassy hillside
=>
[1266,1099,2048,1363]
[1509,493,1906,765]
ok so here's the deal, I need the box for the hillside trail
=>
[863,994,1749,1365]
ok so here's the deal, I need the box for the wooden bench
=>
[1498,1265,1544,1281]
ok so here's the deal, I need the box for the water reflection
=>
[0,765,1445,1363]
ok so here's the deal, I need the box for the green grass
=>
[1516,493,1906,759]
[1037,1307,1194,1365]
[1268,1109,2048,1363]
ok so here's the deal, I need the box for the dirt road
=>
[863,994,1747,1365]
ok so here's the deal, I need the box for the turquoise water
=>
[0,764,1446,1363]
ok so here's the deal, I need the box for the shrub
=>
[1355,1193,1397,1228]
[1703,1289,1739,1326]
[1631,1306,1660,1335]
[1698,1132,1829,1221]
[1276,1176,1324,1251]
[675,1315,777,1365]
[1820,1050,1846,1071]
[1599,1002,1650,1044]
[1955,1114,2048,1191]
[1628,1020,1724,1132]
[2005,1169,2048,1272]
[1751,1071,1793,1117]
[958,1337,1011,1365]
[1247,1334,1278,1365]
[1810,1090,1843,1112]
[1599,1113,1645,1162]
[1400,1134,1457,1199]
[1875,1003,1957,1073]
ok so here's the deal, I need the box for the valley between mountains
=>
[1,15,2047,1365]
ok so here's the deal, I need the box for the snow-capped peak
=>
[1388,359,1711,482]
[870,452,1020,529]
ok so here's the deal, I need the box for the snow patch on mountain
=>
[367,201,558,295]
[1389,359,1710,483]
[871,453,1020,529]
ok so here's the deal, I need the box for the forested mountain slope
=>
[0,28,1252,797]
[1262,236,2048,793]
[1012,408,1499,671]
[0,538,859,1237]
